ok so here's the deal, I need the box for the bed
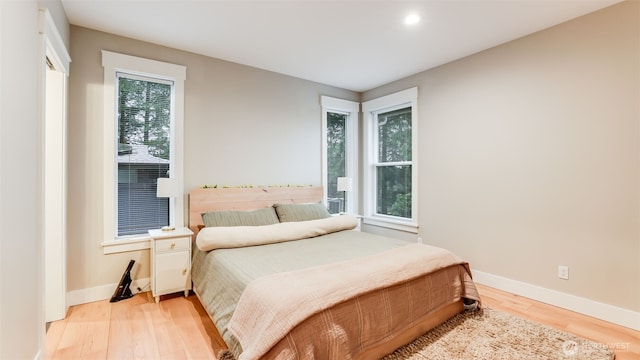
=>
[188,186,480,360]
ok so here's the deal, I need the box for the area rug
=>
[382,307,615,360]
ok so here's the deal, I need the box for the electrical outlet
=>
[558,265,569,280]
[417,237,424,244]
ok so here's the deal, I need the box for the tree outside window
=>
[376,107,412,218]
[326,111,347,213]
[117,75,173,236]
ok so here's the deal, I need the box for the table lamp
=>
[156,177,179,231]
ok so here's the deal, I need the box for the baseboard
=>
[67,278,150,307]
[66,271,640,331]
[472,270,640,331]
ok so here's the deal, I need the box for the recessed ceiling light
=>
[404,13,420,26]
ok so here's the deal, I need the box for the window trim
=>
[101,51,186,253]
[362,87,418,233]
[321,96,359,215]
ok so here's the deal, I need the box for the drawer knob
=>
[170,242,176,249]
[182,268,187,275]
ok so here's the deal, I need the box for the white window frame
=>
[321,96,359,215]
[101,51,186,254]
[362,87,418,233]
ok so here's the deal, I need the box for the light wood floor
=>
[46,284,640,359]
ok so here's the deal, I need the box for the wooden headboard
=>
[188,186,323,234]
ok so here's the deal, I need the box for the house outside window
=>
[102,51,186,253]
[117,75,173,236]
[321,96,359,215]
[362,87,418,233]
[117,145,169,236]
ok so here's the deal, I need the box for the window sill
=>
[102,235,151,254]
[362,216,418,234]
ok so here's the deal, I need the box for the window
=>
[102,51,186,253]
[321,96,359,214]
[117,74,172,236]
[362,87,418,232]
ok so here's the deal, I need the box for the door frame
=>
[39,8,70,322]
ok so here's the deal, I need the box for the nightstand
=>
[148,227,193,303]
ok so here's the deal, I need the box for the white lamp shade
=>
[156,178,180,198]
[336,177,353,192]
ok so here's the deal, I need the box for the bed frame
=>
[188,186,323,234]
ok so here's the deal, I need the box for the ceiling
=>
[61,0,621,92]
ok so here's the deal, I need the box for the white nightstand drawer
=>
[154,237,190,252]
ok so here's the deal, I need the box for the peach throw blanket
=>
[227,243,475,360]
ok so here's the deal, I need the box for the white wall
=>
[0,1,43,358]
[363,1,639,314]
